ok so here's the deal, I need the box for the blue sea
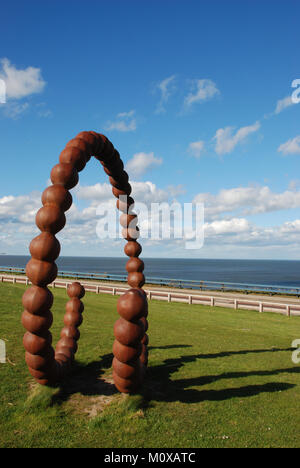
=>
[1,255,300,287]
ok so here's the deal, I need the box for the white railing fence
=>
[1,274,300,317]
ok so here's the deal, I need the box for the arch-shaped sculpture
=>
[22,131,148,394]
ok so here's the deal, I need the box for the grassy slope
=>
[0,282,300,448]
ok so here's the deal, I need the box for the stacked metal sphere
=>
[22,131,148,391]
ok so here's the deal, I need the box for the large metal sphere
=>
[42,185,72,212]
[50,163,79,190]
[29,232,60,262]
[114,318,144,346]
[112,340,142,363]
[59,147,87,172]
[67,282,85,299]
[124,241,142,257]
[21,310,53,334]
[26,259,57,287]
[117,289,147,321]
[22,286,53,315]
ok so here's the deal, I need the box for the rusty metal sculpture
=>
[22,132,148,393]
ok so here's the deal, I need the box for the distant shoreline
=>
[1,256,300,289]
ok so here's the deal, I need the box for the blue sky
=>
[0,0,300,259]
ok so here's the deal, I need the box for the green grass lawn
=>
[1,282,300,448]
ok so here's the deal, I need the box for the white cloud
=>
[288,179,300,191]
[188,141,205,158]
[280,219,300,233]
[167,185,186,197]
[184,79,219,108]
[117,110,135,118]
[155,75,176,113]
[36,102,52,118]
[208,217,300,250]
[275,95,295,114]
[0,192,41,222]
[126,152,163,178]
[2,183,300,258]
[75,180,183,206]
[204,218,251,235]
[105,110,137,132]
[0,58,46,99]
[75,183,112,202]
[200,215,300,253]
[3,101,29,119]
[131,181,182,204]
[214,121,260,155]
[0,181,185,253]
[278,136,300,155]
[194,184,300,220]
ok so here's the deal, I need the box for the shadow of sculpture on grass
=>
[142,345,297,404]
[50,345,297,407]
[54,353,117,405]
